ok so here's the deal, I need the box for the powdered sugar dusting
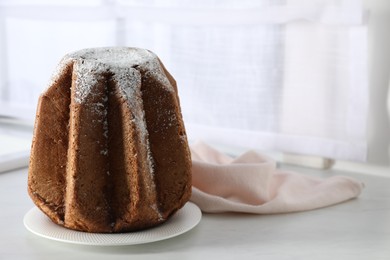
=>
[73,59,109,103]
[45,56,73,91]
[68,47,172,104]
[46,47,173,101]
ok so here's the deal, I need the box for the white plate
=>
[24,202,201,246]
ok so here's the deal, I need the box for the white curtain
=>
[0,0,368,161]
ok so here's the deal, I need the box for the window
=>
[0,0,369,161]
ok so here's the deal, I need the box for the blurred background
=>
[0,0,389,172]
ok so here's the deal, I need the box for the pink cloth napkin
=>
[190,142,364,214]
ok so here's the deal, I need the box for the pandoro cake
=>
[28,47,192,233]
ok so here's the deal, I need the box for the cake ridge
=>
[64,61,112,231]
[111,67,164,224]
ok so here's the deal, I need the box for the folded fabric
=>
[190,142,364,214]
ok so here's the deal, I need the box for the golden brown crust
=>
[28,61,73,225]
[140,69,192,218]
[28,48,192,233]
